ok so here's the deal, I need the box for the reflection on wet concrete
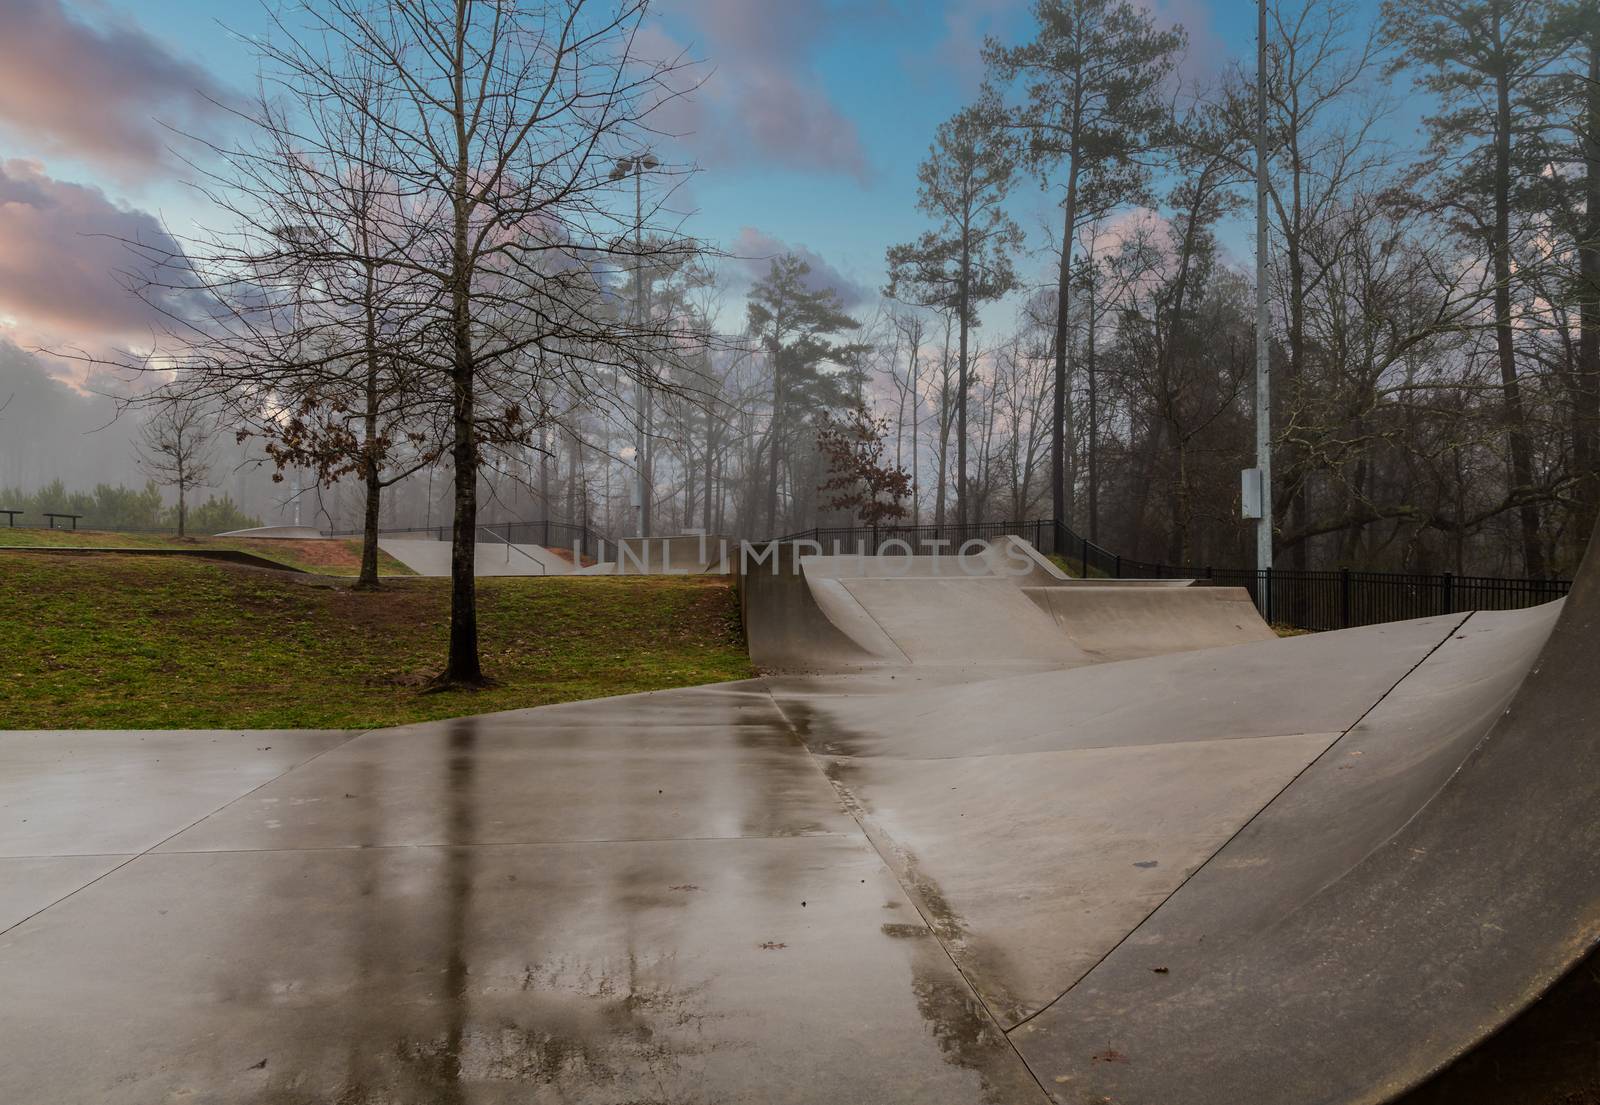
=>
[439,716,477,1105]
[0,683,1049,1103]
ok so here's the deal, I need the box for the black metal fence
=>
[1201,567,1570,631]
[778,519,1062,557]
[767,518,1572,631]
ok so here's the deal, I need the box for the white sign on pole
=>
[1241,468,1263,520]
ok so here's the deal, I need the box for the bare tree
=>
[886,87,1021,527]
[106,0,704,684]
[139,401,215,538]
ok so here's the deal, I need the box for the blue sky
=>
[0,0,1408,355]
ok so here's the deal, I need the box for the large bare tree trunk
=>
[357,401,381,590]
[443,123,484,684]
[765,356,784,534]
[356,298,382,590]
[1576,27,1600,550]
[957,225,971,529]
[1492,57,1545,577]
[1051,153,1081,527]
[1085,257,1098,542]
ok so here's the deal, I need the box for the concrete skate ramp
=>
[797,551,996,578]
[740,543,902,672]
[836,576,1090,667]
[770,614,1472,1022]
[741,541,1083,672]
[213,524,328,540]
[743,536,1263,674]
[773,589,1598,1100]
[593,534,732,574]
[1025,582,1275,660]
[376,538,570,576]
[1006,572,1592,1102]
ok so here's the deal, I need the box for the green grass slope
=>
[0,527,415,576]
[0,552,751,729]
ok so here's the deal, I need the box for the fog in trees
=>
[8,0,1600,650]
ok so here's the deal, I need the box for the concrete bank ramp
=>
[835,576,1088,667]
[376,538,571,577]
[741,539,1089,673]
[574,534,733,575]
[769,613,1476,1024]
[213,525,328,540]
[769,543,1599,1102]
[740,535,1263,674]
[1025,582,1275,660]
[1012,578,1596,1104]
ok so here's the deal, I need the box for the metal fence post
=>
[1442,571,1454,615]
[1115,554,1123,579]
[1340,567,1351,628]
[1264,566,1275,624]
[1082,535,1089,578]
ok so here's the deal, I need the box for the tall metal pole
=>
[1255,0,1274,573]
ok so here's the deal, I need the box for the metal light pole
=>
[1254,0,1273,573]
[611,153,658,539]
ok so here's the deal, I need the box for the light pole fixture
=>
[1248,0,1274,576]
[611,152,659,540]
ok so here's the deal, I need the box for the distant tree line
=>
[54,0,1596,687]
[0,481,259,535]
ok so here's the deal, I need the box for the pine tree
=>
[1383,0,1574,576]
[984,0,1184,529]
[746,255,863,534]
[886,87,1022,528]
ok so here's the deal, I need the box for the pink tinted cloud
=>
[642,0,872,182]
[0,0,229,180]
[915,0,1021,93]
[0,160,191,348]
[921,0,1224,92]
[731,226,872,308]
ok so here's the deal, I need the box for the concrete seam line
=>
[760,678,1056,1103]
[0,728,371,939]
[1006,610,1477,1035]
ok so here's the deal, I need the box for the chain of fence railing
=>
[776,519,1060,556]
[765,519,1572,630]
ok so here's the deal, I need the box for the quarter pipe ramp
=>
[744,532,1600,1102]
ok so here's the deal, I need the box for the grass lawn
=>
[0,552,752,730]
[0,527,416,576]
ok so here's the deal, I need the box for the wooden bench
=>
[42,512,83,531]
[0,509,20,528]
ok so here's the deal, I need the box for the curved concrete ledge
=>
[0,546,307,573]
[1007,570,1592,1103]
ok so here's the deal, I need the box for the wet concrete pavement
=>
[0,685,1048,1104]
[3,595,1579,1104]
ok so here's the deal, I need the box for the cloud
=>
[0,0,230,180]
[642,0,872,182]
[912,0,1021,93]
[0,339,140,489]
[0,160,198,353]
[730,227,874,309]
[926,0,1225,92]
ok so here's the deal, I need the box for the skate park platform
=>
[2,533,1596,1102]
[572,533,734,575]
[377,536,573,576]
